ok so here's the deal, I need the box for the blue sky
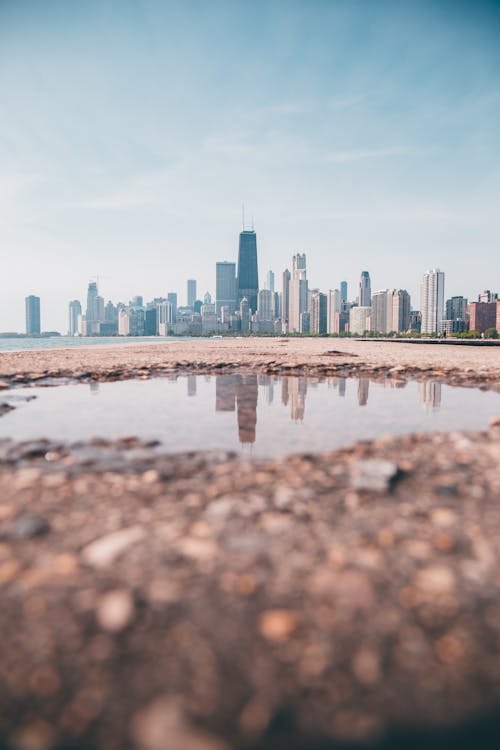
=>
[1,0,499,331]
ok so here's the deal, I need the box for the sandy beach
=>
[1,337,500,387]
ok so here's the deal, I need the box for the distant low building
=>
[468,301,497,333]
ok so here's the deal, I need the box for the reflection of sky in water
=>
[0,376,498,458]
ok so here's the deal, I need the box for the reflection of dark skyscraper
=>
[289,377,307,421]
[187,375,197,397]
[237,230,259,313]
[357,379,369,406]
[338,378,346,397]
[236,375,258,443]
[215,375,238,412]
[281,378,289,406]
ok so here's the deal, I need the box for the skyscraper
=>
[340,281,348,302]
[68,300,82,335]
[371,290,391,333]
[25,295,40,336]
[289,253,308,333]
[86,281,102,335]
[310,291,327,334]
[359,271,371,307]
[446,296,468,323]
[282,269,291,332]
[187,279,197,308]
[257,289,274,322]
[167,293,178,323]
[391,290,411,333]
[237,229,259,313]
[240,297,250,333]
[266,270,275,293]
[420,269,445,334]
[216,261,237,316]
[349,306,371,335]
[327,289,341,334]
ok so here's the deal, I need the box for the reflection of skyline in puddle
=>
[211,375,443,445]
[0,375,494,458]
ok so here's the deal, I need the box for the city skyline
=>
[1,1,499,331]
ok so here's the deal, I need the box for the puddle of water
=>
[0,375,498,458]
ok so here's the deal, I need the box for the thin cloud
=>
[325,146,426,163]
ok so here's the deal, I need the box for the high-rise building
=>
[145,305,157,336]
[201,302,218,334]
[282,269,291,332]
[104,301,118,325]
[359,271,371,307]
[157,300,173,336]
[257,289,274,322]
[391,290,411,333]
[420,269,445,334]
[118,308,130,336]
[240,297,250,333]
[289,253,308,333]
[216,261,237,316]
[187,279,197,308]
[85,281,102,335]
[167,293,178,323]
[371,290,391,333]
[467,302,497,333]
[25,295,41,336]
[310,291,327,334]
[340,281,348,302]
[349,306,371,335]
[68,300,81,335]
[327,289,341,334]
[266,270,275,293]
[446,296,468,323]
[237,229,259,313]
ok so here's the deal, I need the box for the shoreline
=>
[1,338,499,390]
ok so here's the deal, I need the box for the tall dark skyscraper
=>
[340,281,348,302]
[359,271,371,307]
[25,295,41,336]
[237,230,259,313]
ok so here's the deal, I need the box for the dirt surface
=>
[1,338,500,388]
[0,423,500,750]
[2,341,500,749]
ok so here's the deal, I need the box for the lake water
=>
[0,375,498,458]
[0,336,198,352]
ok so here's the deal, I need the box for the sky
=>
[1,0,499,332]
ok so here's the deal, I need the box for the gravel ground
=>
[0,338,499,388]
[0,425,500,750]
[1,340,500,750]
